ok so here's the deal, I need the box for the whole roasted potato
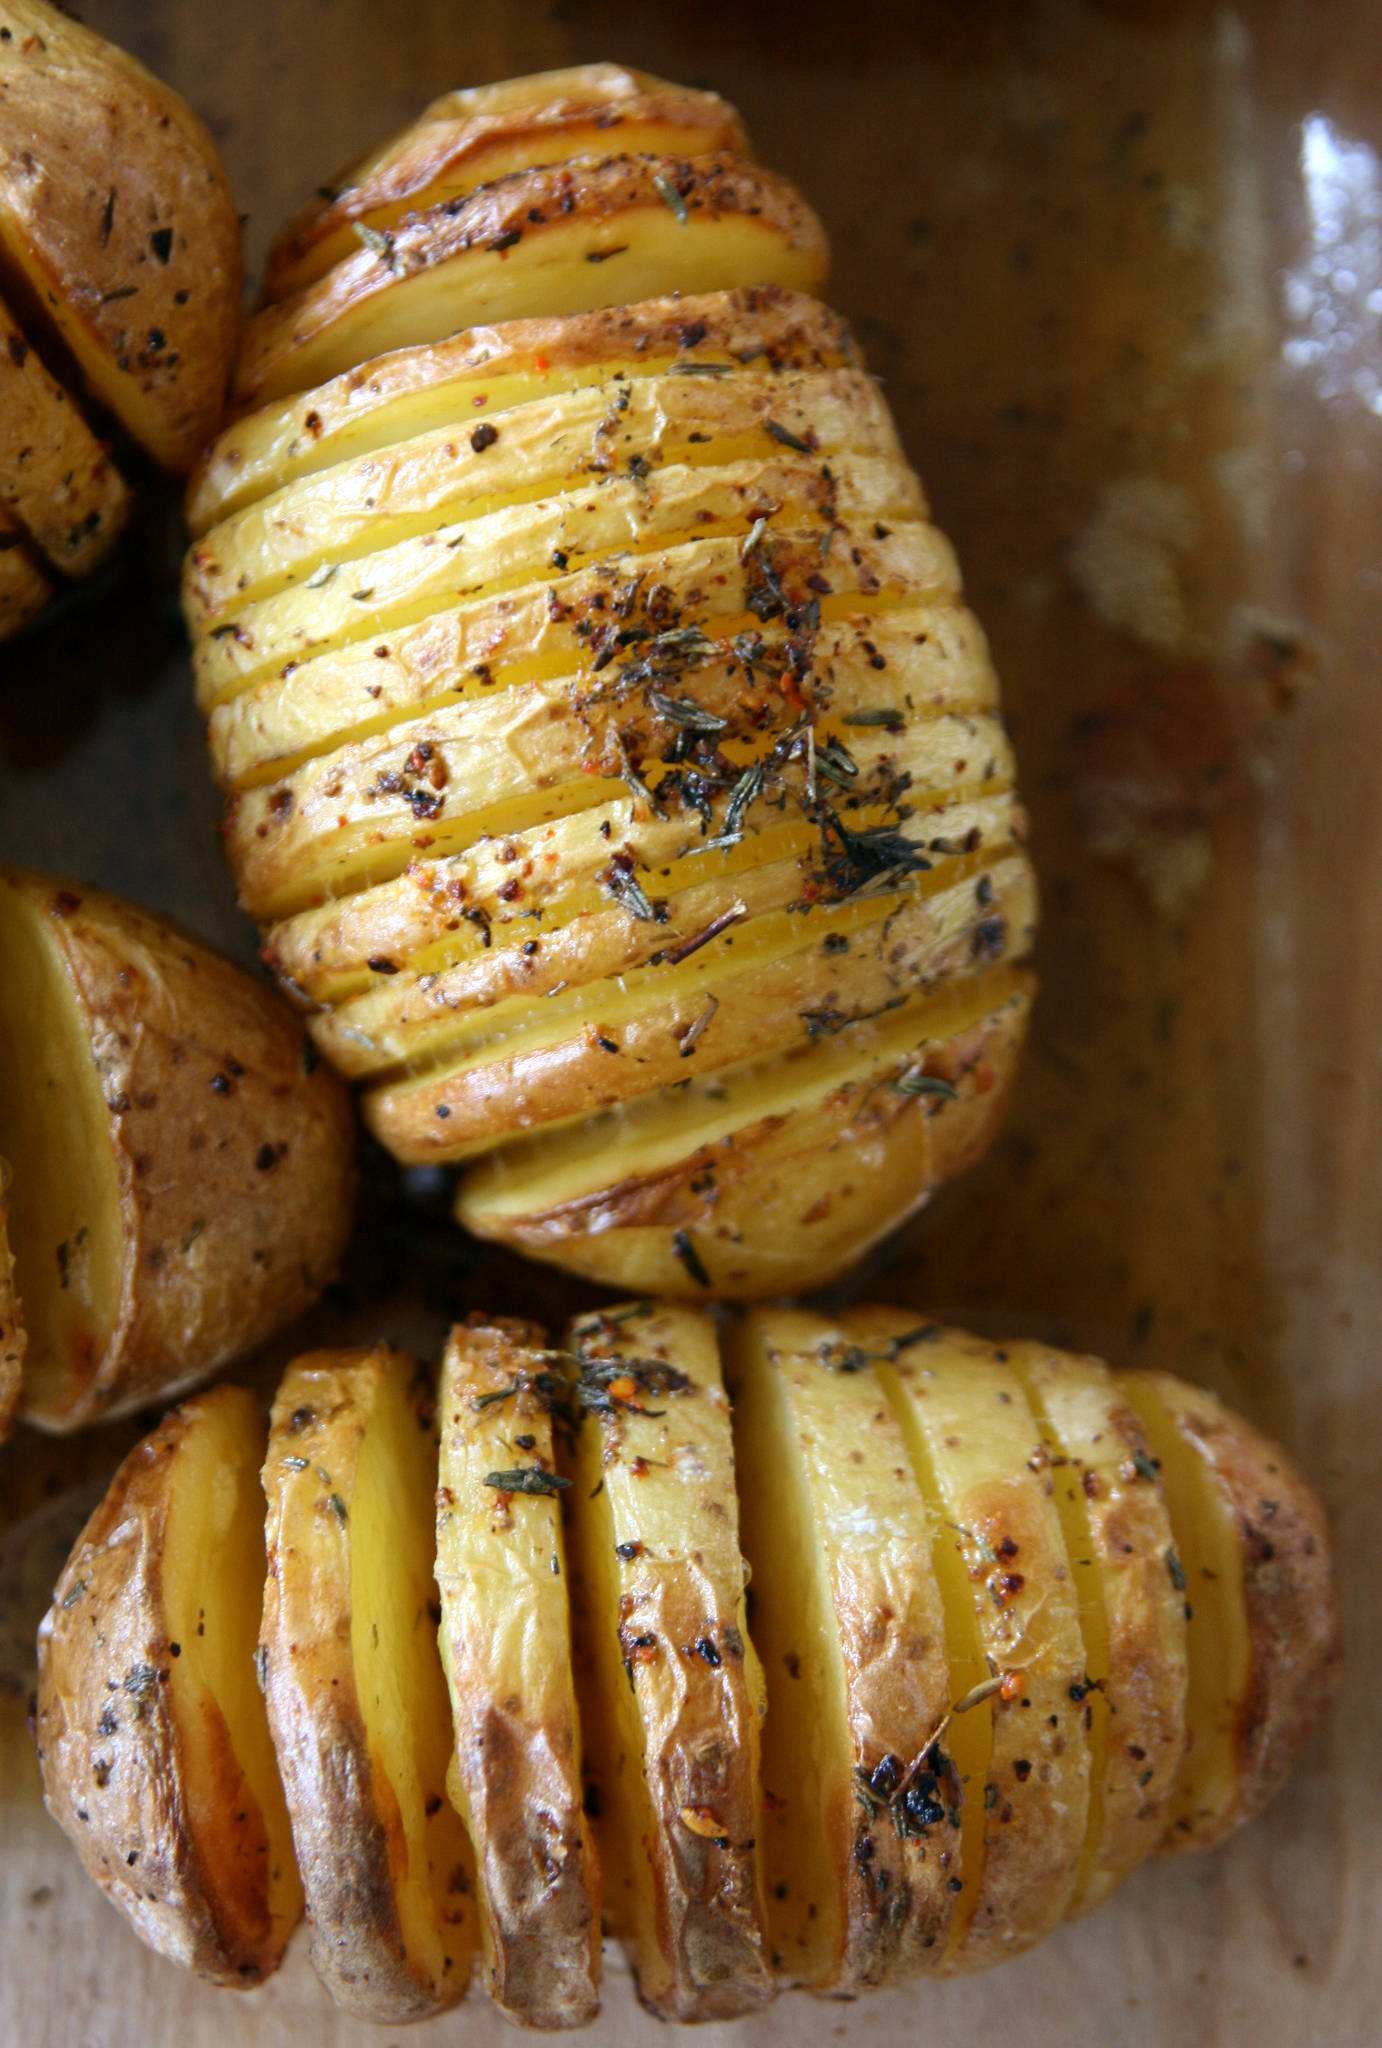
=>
[0,865,356,1431]
[0,0,241,638]
[34,1305,1339,2023]
[185,68,1035,1299]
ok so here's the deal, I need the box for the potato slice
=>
[187,365,901,629]
[234,154,828,409]
[0,506,53,634]
[261,1348,474,2020]
[1120,1370,1341,1852]
[459,970,1032,1298]
[561,1301,774,2019]
[726,1307,958,1991]
[0,0,241,471]
[188,286,855,534]
[263,66,750,302]
[1008,1346,1188,1914]
[33,1385,302,1983]
[435,1319,600,2028]
[0,1164,24,1439]
[877,1326,1091,1973]
[0,283,130,575]
[0,867,355,1430]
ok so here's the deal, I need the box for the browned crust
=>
[438,1320,601,2028]
[32,1387,287,1985]
[0,1170,24,1438]
[1,868,357,1430]
[0,283,130,574]
[1135,1372,1342,1851]
[233,153,829,412]
[189,286,856,535]
[0,0,241,471]
[262,68,750,304]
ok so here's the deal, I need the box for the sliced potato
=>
[33,1385,302,1984]
[0,867,355,1430]
[435,1319,600,2028]
[0,506,52,633]
[0,1164,24,1439]
[1121,1370,1341,1852]
[561,1301,774,2019]
[878,1325,1091,1973]
[0,282,130,575]
[263,66,750,302]
[189,285,855,534]
[0,0,241,471]
[726,1307,958,1991]
[261,1348,474,2020]
[1008,1346,1188,1914]
[234,154,828,409]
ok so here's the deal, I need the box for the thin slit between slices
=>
[873,1360,993,1962]
[1008,1356,1109,1913]
[198,495,930,697]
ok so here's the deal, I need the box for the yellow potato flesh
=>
[161,1388,303,1951]
[349,1358,474,1992]
[1120,1371,1250,1844]
[0,881,122,1417]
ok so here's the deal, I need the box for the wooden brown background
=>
[1,1,1377,2041]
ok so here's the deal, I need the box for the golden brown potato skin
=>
[0,1171,22,1439]
[0,868,356,1431]
[0,0,241,472]
[32,1388,292,1986]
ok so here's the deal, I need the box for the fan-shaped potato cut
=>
[1120,1371,1341,1853]
[877,1327,1092,1973]
[457,968,1032,1299]
[561,1301,773,2020]
[0,282,130,574]
[0,508,52,631]
[0,0,241,471]
[190,287,855,534]
[0,866,356,1430]
[33,1385,302,1983]
[1008,1347,1188,1915]
[0,1167,23,1438]
[187,366,902,629]
[235,154,828,411]
[204,522,959,780]
[264,67,751,302]
[192,448,931,703]
[364,850,1034,1164]
[261,1348,474,2021]
[434,1319,601,2028]
[726,1307,958,1991]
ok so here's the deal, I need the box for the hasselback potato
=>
[34,1303,1339,2024]
[184,64,1036,1297]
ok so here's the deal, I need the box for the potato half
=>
[261,1347,475,2020]
[0,1164,23,1438]
[0,867,356,1430]
[188,119,1037,1299]
[33,1384,302,1984]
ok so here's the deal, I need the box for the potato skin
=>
[32,1387,287,1986]
[0,284,130,575]
[0,1172,22,1438]
[0,0,241,472]
[2,869,356,1430]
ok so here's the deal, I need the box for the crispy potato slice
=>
[878,1326,1091,1973]
[189,286,855,533]
[1120,1371,1341,1852]
[561,1301,774,2019]
[34,1385,302,1983]
[234,154,828,410]
[1009,1346,1188,1914]
[0,1164,23,1438]
[263,67,750,301]
[435,1319,600,2028]
[726,1306,958,1990]
[458,971,1032,1298]
[0,867,355,1430]
[0,0,241,471]
[187,365,901,628]
[0,506,53,634]
[0,283,130,575]
[261,1348,474,2020]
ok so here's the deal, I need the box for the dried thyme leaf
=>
[485,1469,571,1497]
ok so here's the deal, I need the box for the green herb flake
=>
[652,172,689,226]
[1166,1550,1187,1592]
[484,1468,572,1497]
[893,1071,959,1101]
